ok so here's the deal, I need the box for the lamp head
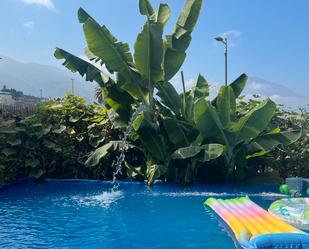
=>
[215,36,224,42]
[214,36,227,45]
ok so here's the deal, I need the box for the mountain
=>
[0,55,308,108]
[172,74,309,108]
[245,77,309,108]
[0,55,96,101]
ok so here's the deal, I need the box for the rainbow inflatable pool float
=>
[204,196,309,249]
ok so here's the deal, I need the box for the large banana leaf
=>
[54,48,109,87]
[139,130,167,161]
[230,73,248,98]
[85,141,135,167]
[162,118,198,148]
[132,112,167,161]
[216,86,236,127]
[196,144,224,162]
[103,84,133,109]
[79,9,133,78]
[116,72,148,100]
[156,82,182,115]
[134,21,164,82]
[193,99,227,144]
[79,8,149,101]
[212,73,248,105]
[163,50,186,81]
[78,7,95,23]
[246,130,301,158]
[54,47,133,125]
[155,4,171,26]
[171,144,223,161]
[167,33,192,52]
[184,74,209,119]
[164,0,203,81]
[132,111,158,132]
[139,1,171,26]
[191,74,209,99]
[231,99,276,144]
[172,0,203,39]
[139,0,155,16]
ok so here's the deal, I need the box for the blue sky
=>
[0,0,309,96]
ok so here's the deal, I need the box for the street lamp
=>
[215,36,228,86]
[70,78,75,95]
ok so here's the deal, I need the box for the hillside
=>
[0,55,96,102]
[0,55,308,108]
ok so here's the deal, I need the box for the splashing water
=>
[83,105,149,205]
[112,104,149,190]
[75,190,123,208]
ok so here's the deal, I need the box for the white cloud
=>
[23,21,34,28]
[220,30,241,39]
[215,30,242,47]
[21,0,55,9]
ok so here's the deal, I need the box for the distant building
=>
[0,85,41,107]
[0,91,15,105]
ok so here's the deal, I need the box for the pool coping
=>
[0,177,38,191]
[1,177,280,193]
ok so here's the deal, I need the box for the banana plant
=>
[156,72,300,182]
[54,0,220,185]
[192,74,301,181]
[55,0,202,122]
[54,0,299,185]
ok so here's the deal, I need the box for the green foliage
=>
[55,0,207,185]
[237,96,308,180]
[54,0,300,185]
[270,106,309,178]
[0,94,124,185]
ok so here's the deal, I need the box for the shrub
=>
[238,96,309,180]
[0,94,125,185]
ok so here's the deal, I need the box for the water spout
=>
[112,104,148,190]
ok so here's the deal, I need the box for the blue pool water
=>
[0,179,286,249]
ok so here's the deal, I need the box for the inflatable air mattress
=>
[204,196,309,249]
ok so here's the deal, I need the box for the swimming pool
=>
[0,179,285,249]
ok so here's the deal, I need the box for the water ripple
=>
[73,190,123,208]
[0,181,280,249]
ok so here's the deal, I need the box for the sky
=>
[0,0,309,97]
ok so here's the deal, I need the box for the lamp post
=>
[70,78,75,95]
[215,36,228,86]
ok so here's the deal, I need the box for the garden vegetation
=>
[0,0,307,186]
